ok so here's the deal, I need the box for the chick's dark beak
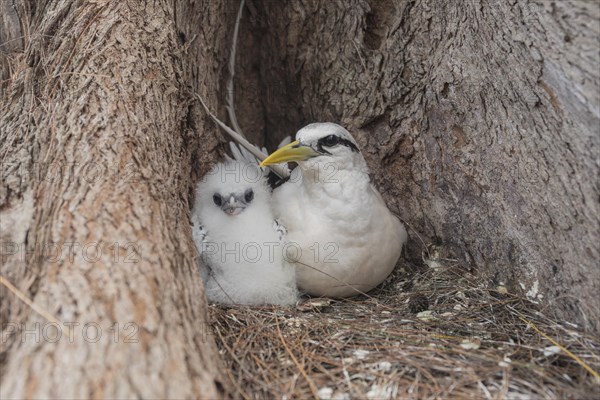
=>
[221,195,246,216]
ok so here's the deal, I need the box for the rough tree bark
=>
[1,0,598,397]
[234,0,599,332]
[0,0,238,397]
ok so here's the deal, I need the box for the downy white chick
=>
[191,160,297,305]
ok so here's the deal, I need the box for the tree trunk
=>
[0,0,236,397]
[233,0,599,332]
[1,0,598,396]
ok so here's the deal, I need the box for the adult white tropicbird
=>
[260,122,407,297]
[195,2,405,298]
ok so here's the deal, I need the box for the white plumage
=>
[191,160,298,305]
[194,0,403,300]
[261,123,408,297]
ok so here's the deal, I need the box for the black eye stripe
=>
[339,138,359,152]
[316,135,359,153]
[319,134,339,147]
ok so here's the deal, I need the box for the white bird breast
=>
[271,162,407,298]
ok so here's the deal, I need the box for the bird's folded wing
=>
[229,141,263,166]
[191,213,208,249]
[228,137,291,164]
[273,219,288,242]
[228,140,292,189]
[190,213,211,282]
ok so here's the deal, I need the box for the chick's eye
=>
[321,135,339,147]
[212,193,222,206]
[244,189,254,203]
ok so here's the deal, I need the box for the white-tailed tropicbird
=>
[194,1,403,299]
[191,160,298,305]
[260,122,407,297]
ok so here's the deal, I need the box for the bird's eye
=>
[212,193,222,206]
[244,189,254,203]
[321,135,340,147]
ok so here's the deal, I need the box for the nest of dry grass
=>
[208,263,599,399]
